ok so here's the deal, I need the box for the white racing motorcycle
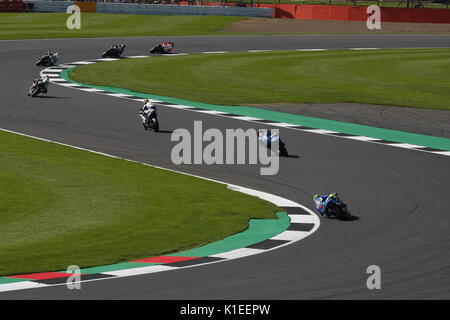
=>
[258,129,289,157]
[139,105,159,132]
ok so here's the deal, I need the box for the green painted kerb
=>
[170,211,290,257]
[61,68,450,151]
[0,277,29,284]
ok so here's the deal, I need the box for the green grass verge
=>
[0,130,279,276]
[1,12,448,40]
[70,48,450,110]
[0,13,244,40]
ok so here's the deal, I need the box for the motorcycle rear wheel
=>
[150,118,159,132]
[279,144,288,157]
[336,206,351,221]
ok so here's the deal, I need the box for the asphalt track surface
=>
[1,35,450,299]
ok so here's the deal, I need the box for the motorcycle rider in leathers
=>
[139,99,157,124]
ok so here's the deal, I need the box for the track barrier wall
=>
[20,0,271,17]
[0,0,24,12]
[9,2,450,23]
[274,4,450,24]
[23,0,74,12]
[75,1,96,13]
[97,2,271,16]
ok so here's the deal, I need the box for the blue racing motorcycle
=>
[318,193,351,220]
[102,44,126,58]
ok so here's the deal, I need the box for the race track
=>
[1,35,450,299]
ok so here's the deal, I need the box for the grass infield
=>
[70,48,450,111]
[0,13,244,40]
[0,130,279,276]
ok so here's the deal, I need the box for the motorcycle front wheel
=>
[29,86,40,97]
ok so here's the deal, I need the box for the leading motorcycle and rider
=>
[313,192,351,220]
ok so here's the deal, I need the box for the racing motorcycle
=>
[102,44,126,58]
[322,193,351,221]
[28,79,47,97]
[258,130,289,157]
[36,52,59,67]
[140,108,159,132]
[150,41,174,54]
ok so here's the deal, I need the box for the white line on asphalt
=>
[0,281,49,293]
[289,214,317,224]
[345,136,380,141]
[101,265,177,277]
[271,230,310,241]
[302,129,339,135]
[386,143,424,149]
[211,248,265,259]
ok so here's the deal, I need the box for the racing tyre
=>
[279,144,288,157]
[102,48,115,58]
[337,205,351,221]
[36,56,50,66]
[150,118,159,132]
[29,86,40,97]
[150,46,164,54]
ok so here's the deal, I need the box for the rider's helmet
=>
[313,194,320,201]
[121,44,126,48]
[144,99,149,104]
